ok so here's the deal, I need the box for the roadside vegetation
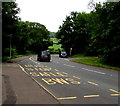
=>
[70,55,120,70]
[2,2,52,61]
[48,34,63,54]
[56,2,120,68]
[2,1,120,69]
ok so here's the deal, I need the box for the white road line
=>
[82,68,106,75]
[82,68,94,72]
[63,64,75,67]
[93,71,105,75]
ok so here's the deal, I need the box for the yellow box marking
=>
[25,65,33,67]
[18,64,29,75]
[38,68,44,71]
[84,95,100,98]
[73,76,80,79]
[88,81,98,86]
[29,72,40,77]
[34,68,39,71]
[110,94,120,96]
[39,72,51,77]
[62,72,68,74]
[42,78,56,85]
[65,78,81,84]
[55,72,68,77]
[31,77,57,99]
[41,78,80,85]
[43,68,51,71]
[25,68,34,71]
[49,72,57,76]
[51,78,70,84]
[57,96,77,100]
[109,89,120,94]
[25,65,47,68]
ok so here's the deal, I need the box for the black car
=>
[37,50,51,62]
[59,50,67,58]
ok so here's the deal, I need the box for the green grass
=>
[71,57,120,71]
[48,37,63,53]
[70,54,86,58]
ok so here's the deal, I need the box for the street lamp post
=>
[70,48,72,56]
[9,34,12,58]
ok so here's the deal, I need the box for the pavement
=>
[2,56,61,105]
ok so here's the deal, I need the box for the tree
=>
[56,12,90,55]
[16,21,51,54]
[2,2,20,56]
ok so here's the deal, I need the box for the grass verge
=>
[71,57,120,71]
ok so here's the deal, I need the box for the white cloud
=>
[16,0,105,32]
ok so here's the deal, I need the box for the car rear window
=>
[41,51,50,56]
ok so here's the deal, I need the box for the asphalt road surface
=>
[17,55,119,104]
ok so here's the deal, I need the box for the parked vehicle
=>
[37,50,51,62]
[59,50,67,58]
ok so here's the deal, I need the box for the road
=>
[17,55,119,104]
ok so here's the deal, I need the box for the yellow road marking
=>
[18,64,29,75]
[84,95,100,98]
[57,96,77,100]
[73,76,80,79]
[31,77,57,100]
[88,81,98,86]
[109,89,120,94]
[110,94,120,96]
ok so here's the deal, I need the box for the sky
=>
[16,0,106,32]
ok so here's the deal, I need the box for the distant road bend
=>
[18,55,119,104]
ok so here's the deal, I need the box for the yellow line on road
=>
[84,95,100,98]
[57,96,77,100]
[73,76,80,79]
[18,64,29,75]
[110,94,120,96]
[31,77,58,100]
[88,81,98,86]
[109,89,120,94]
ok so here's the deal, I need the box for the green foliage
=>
[2,2,51,58]
[71,57,120,70]
[16,21,51,54]
[48,37,63,54]
[56,2,120,67]
[2,2,20,56]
